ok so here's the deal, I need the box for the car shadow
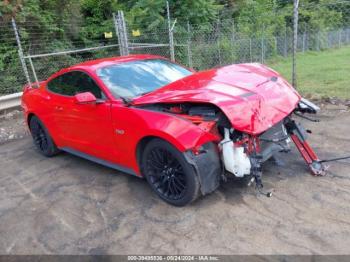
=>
[54,148,309,210]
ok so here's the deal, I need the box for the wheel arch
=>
[27,112,36,126]
[135,134,186,175]
[26,112,61,148]
[135,135,222,197]
[135,136,156,174]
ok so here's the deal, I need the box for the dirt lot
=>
[0,106,350,255]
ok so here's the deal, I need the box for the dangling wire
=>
[319,156,350,163]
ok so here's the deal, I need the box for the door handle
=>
[55,106,63,111]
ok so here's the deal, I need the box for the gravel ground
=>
[0,105,350,255]
[0,109,28,144]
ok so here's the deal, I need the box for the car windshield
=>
[96,59,193,99]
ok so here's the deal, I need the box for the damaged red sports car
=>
[21,54,326,206]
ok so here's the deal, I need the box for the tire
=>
[29,116,60,157]
[142,139,200,206]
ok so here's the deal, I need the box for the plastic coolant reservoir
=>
[220,129,251,177]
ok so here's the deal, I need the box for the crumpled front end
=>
[212,64,301,135]
[132,63,301,136]
[219,119,291,178]
[132,63,325,197]
[217,97,326,196]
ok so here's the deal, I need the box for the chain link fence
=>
[0,0,349,96]
[0,21,26,94]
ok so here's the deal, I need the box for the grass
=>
[268,46,350,99]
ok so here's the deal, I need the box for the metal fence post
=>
[327,31,330,49]
[275,37,278,55]
[261,37,264,63]
[114,11,129,56]
[166,1,175,61]
[260,23,265,63]
[119,11,129,56]
[113,13,122,56]
[217,19,222,65]
[305,27,309,51]
[120,11,129,55]
[231,21,235,63]
[187,21,193,68]
[284,28,288,57]
[28,56,39,85]
[232,19,235,41]
[292,0,299,89]
[249,38,252,62]
[12,18,32,88]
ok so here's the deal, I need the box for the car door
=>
[46,70,117,162]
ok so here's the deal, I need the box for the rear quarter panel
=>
[21,82,63,146]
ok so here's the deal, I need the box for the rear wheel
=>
[29,116,60,157]
[142,139,200,206]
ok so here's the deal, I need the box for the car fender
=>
[111,105,220,175]
[135,124,223,195]
[140,126,218,153]
[130,107,220,151]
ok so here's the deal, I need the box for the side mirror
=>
[74,92,97,104]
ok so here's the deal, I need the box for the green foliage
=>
[268,46,350,99]
[235,0,289,37]
[0,0,349,95]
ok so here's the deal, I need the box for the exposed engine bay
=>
[136,98,328,197]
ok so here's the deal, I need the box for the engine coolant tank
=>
[221,129,251,177]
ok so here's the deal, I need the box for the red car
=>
[21,55,325,206]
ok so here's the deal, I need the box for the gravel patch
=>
[0,109,29,144]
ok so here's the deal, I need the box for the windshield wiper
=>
[120,91,152,105]
[139,91,152,96]
[120,96,132,106]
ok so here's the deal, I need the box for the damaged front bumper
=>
[184,142,222,195]
[185,98,327,197]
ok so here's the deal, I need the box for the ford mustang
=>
[21,55,326,206]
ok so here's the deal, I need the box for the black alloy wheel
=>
[29,116,60,157]
[142,139,200,206]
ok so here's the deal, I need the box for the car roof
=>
[68,54,166,71]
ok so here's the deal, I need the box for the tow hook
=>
[248,176,273,198]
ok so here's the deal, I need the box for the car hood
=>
[132,63,301,135]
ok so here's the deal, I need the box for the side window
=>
[47,72,76,96]
[47,71,105,99]
[75,72,105,99]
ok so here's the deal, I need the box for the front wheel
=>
[142,139,200,206]
[29,116,60,157]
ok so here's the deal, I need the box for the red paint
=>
[291,134,313,164]
[133,63,301,135]
[22,55,301,176]
[74,92,98,104]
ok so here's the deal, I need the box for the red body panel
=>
[133,63,301,135]
[21,55,301,176]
